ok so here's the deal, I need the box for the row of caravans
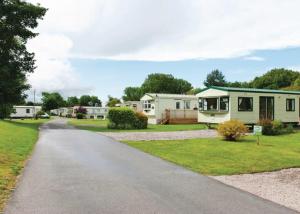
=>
[50,106,109,119]
[10,86,300,124]
[139,86,300,125]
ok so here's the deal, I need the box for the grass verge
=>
[124,132,300,176]
[0,119,49,211]
[68,119,208,132]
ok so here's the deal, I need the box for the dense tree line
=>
[122,73,194,101]
[40,93,102,112]
[203,68,300,90]
[122,69,300,101]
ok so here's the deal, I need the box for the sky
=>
[26,0,300,102]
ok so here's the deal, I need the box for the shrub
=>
[107,107,136,129]
[132,112,148,129]
[257,119,274,135]
[271,120,284,135]
[284,124,294,134]
[258,119,289,135]
[76,113,85,119]
[107,108,148,129]
[75,106,87,114]
[217,119,248,141]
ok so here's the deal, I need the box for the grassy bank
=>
[0,119,48,211]
[125,132,300,176]
[68,119,208,132]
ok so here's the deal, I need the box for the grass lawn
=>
[124,132,300,176]
[68,119,208,132]
[0,119,49,211]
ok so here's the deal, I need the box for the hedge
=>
[107,107,148,129]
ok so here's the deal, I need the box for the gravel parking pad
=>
[213,168,300,212]
[99,130,217,141]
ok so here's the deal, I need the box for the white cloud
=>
[244,56,265,61]
[26,0,300,93]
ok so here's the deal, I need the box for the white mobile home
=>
[117,101,143,112]
[196,86,300,124]
[141,93,198,124]
[72,106,109,119]
[58,107,73,117]
[10,106,42,118]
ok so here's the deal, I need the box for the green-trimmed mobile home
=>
[196,86,300,124]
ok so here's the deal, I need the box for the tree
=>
[90,96,102,107]
[106,96,121,107]
[0,0,46,118]
[66,96,79,107]
[204,69,226,87]
[141,73,192,94]
[79,95,102,106]
[187,88,202,95]
[250,68,300,89]
[123,87,144,101]
[41,92,66,112]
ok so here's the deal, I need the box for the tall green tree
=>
[41,92,66,112]
[67,96,79,107]
[79,95,102,106]
[123,87,144,101]
[141,73,192,94]
[0,0,46,118]
[203,69,226,87]
[250,68,300,89]
[106,96,121,107]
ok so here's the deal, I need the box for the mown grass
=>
[124,132,300,176]
[68,119,208,132]
[0,119,49,211]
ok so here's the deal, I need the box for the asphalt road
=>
[4,119,298,214]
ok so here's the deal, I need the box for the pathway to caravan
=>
[4,119,297,214]
[100,129,218,141]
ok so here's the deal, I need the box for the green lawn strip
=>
[68,119,208,132]
[123,132,300,176]
[0,119,49,211]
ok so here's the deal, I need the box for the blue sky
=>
[70,47,300,101]
[26,0,300,103]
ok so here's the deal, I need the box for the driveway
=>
[4,119,298,214]
[100,129,217,141]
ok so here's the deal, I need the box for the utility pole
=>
[33,89,36,119]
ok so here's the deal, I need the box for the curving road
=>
[4,119,298,214]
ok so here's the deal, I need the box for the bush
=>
[272,120,284,135]
[133,112,148,129]
[284,124,294,134]
[257,119,273,135]
[76,113,85,119]
[107,108,148,129]
[257,119,294,135]
[217,119,248,141]
[75,106,87,114]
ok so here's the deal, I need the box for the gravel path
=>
[99,129,218,141]
[213,168,300,213]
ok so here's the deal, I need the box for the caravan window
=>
[203,98,218,111]
[220,97,229,111]
[176,102,181,109]
[198,99,203,110]
[238,97,253,111]
[286,99,295,111]
[185,101,190,109]
[143,101,151,109]
[26,109,30,114]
